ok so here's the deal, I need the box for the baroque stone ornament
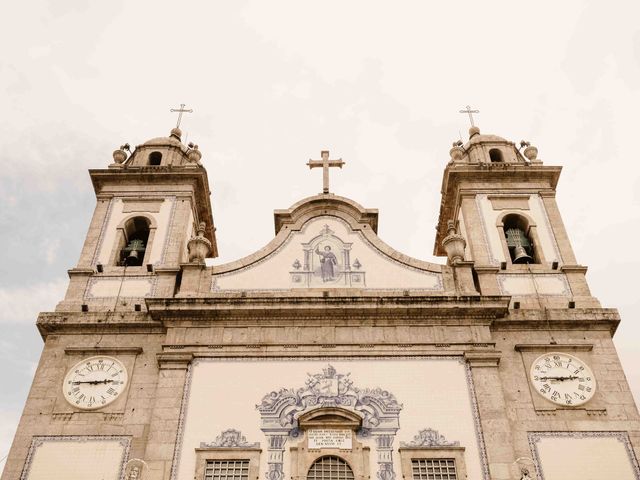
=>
[187,222,212,263]
[400,428,460,447]
[200,429,260,448]
[257,365,402,480]
[441,221,466,265]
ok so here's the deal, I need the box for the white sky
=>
[2,0,640,470]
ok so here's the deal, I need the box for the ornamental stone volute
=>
[441,220,466,265]
[187,222,212,263]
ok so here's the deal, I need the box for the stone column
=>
[265,434,288,480]
[464,351,515,480]
[375,434,396,480]
[144,353,192,480]
[539,192,577,265]
[77,195,113,267]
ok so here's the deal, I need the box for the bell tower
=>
[58,126,218,312]
[434,125,596,309]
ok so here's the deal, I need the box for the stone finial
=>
[170,127,182,140]
[469,126,480,137]
[449,141,465,162]
[187,222,212,263]
[522,141,540,163]
[188,144,202,164]
[112,146,128,164]
[441,220,466,265]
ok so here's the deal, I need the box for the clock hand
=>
[539,376,579,381]
[72,379,115,385]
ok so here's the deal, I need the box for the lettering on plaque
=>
[308,429,352,449]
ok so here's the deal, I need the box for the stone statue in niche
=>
[315,245,338,281]
[290,224,366,287]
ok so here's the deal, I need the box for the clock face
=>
[62,356,128,410]
[530,352,596,406]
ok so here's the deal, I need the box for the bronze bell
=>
[122,238,145,266]
[125,249,140,266]
[513,245,534,264]
[506,227,534,264]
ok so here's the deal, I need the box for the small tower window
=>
[148,151,162,166]
[489,148,503,162]
[503,214,536,264]
[119,217,150,266]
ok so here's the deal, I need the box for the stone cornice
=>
[36,312,165,338]
[464,350,501,367]
[146,294,511,322]
[64,347,143,355]
[514,343,593,352]
[493,308,620,334]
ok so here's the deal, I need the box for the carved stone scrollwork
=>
[257,365,402,480]
[187,222,212,263]
[200,429,260,449]
[400,428,460,448]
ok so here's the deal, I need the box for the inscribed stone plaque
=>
[308,429,352,449]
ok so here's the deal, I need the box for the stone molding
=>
[514,343,593,352]
[400,428,460,447]
[20,435,131,480]
[200,429,260,449]
[464,351,501,367]
[528,431,640,480]
[64,347,143,355]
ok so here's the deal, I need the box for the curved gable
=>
[211,196,449,292]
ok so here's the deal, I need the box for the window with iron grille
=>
[204,460,250,480]
[411,458,457,480]
[307,456,354,480]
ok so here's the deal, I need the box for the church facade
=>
[3,124,640,480]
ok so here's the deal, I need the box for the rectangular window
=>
[204,460,250,480]
[411,458,457,480]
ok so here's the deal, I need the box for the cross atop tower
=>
[459,105,480,127]
[170,103,193,128]
[307,150,345,194]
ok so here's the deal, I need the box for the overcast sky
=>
[2,0,640,469]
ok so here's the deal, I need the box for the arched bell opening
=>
[148,151,162,166]
[502,214,537,264]
[116,216,151,266]
[489,148,503,163]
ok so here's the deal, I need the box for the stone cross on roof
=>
[170,103,193,128]
[459,105,480,127]
[307,150,345,194]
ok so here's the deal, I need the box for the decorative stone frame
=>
[514,344,605,413]
[528,431,640,480]
[194,448,262,480]
[290,408,370,480]
[398,447,467,480]
[20,435,131,480]
[496,211,546,266]
[256,365,402,480]
[53,347,142,414]
[108,214,158,268]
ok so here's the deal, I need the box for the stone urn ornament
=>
[187,222,212,263]
[521,141,540,163]
[112,146,128,164]
[449,141,465,162]
[187,143,202,165]
[441,220,466,265]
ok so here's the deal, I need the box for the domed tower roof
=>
[118,127,202,168]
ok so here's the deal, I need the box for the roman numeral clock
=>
[62,356,128,409]
[529,352,596,407]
